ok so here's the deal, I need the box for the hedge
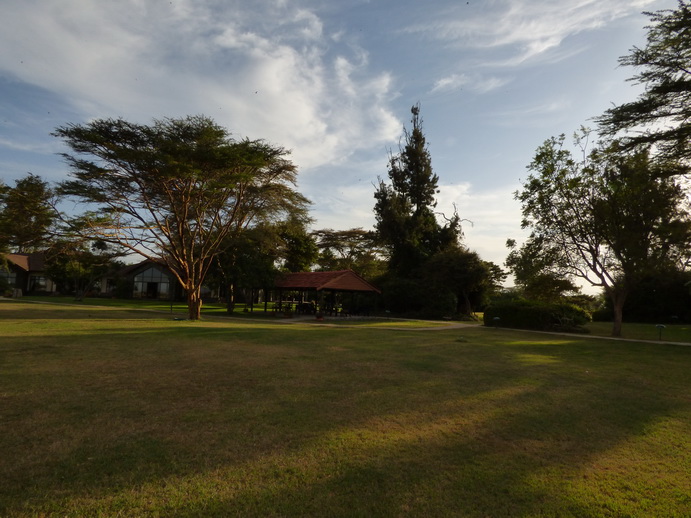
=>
[484,298,591,332]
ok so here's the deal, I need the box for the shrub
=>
[484,298,590,332]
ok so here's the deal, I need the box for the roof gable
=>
[5,252,45,272]
[275,270,380,293]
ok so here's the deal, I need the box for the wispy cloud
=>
[431,73,510,94]
[406,0,656,66]
[0,137,56,154]
[488,98,574,127]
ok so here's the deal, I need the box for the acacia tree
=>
[596,1,691,162]
[516,131,690,336]
[312,228,386,279]
[56,115,309,320]
[0,174,56,253]
[374,104,461,275]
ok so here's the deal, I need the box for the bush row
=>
[483,298,591,332]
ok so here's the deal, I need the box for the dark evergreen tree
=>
[597,1,691,162]
[277,215,318,273]
[425,247,506,315]
[374,104,461,275]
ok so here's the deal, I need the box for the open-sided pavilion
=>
[270,269,381,316]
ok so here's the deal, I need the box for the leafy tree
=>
[596,1,691,162]
[506,236,581,302]
[598,268,691,323]
[374,104,461,275]
[43,239,125,299]
[312,228,386,279]
[425,247,506,316]
[515,131,691,336]
[209,224,282,312]
[0,174,56,253]
[276,215,318,273]
[55,115,310,320]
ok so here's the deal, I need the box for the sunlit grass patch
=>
[512,353,562,365]
[1,302,689,516]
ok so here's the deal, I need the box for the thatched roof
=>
[275,270,380,294]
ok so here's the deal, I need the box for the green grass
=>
[1,300,690,517]
[586,321,691,343]
[17,294,232,315]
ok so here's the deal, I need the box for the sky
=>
[0,0,677,286]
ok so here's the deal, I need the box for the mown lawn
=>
[1,300,689,517]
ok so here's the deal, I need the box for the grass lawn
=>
[586,321,691,343]
[1,300,690,517]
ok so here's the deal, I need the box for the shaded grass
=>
[586,320,691,343]
[1,300,690,517]
[17,294,230,315]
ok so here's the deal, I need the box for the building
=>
[116,259,183,300]
[1,252,57,295]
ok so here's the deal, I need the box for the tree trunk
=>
[610,290,627,337]
[187,287,202,320]
[226,283,235,313]
[458,290,472,316]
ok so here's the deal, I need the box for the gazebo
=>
[270,269,381,316]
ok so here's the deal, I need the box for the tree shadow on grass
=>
[1,331,689,516]
[172,355,687,516]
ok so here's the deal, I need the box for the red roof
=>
[5,252,46,272]
[275,270,380,293]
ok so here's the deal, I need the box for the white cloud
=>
[406,0,657,66]
[431,73,509,94]
[431,74,469,93]
[435,183,526,265]
[0,0,400,171]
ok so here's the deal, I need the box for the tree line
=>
[0,107,503,321]
[2,2,690,332]
[507,1,691,336]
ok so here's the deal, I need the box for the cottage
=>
[1,252,57,296]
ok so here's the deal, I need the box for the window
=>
[29,276,47,292]
[0,270,16,288]
[133,266,171,299]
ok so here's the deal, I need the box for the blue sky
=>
[0,0,675,283]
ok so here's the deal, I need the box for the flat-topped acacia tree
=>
[55,115,309,320]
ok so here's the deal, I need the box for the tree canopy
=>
[505,236,581,302]
[55,115,310,319]
[596,1,691,162]
[372,105,502,318]
[374,104,461,276]
[312,228,385,279]
[515,131,690,336]
[0,173,55,253]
